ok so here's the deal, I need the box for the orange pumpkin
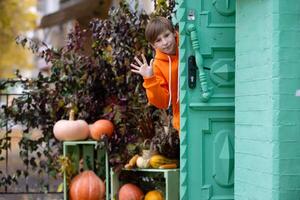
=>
[53,110,89,141]
[89,119,114,140]
[144,190,164,200]
[69,170,105,200]
[118,183,144,200]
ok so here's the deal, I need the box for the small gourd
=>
[124,154,139,169]
[144,190,164,200]
[89,119,114,140]
[149,154,178,169]
[53,110,89,141]
[136,156,150,168]
[136,149,151,168]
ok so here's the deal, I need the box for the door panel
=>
[178,0,235,199]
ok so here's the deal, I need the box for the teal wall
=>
[235,0,300,199]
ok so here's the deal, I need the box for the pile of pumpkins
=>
[53,110,114,141]
[119,183,164,200]
[53,110,167,200]
[53,109,114,200]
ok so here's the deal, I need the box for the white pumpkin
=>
[53,110,89,141]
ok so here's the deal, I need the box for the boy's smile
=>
[151,30,176,55]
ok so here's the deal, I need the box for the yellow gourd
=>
[149,155,178,169]
[144,190,164,200]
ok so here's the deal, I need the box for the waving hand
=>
[130,54,154,78]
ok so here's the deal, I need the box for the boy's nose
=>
[162,38,168,45]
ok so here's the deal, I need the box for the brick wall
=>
[235,0,300,199]
[274,0,300,199]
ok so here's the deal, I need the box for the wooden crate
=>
[110,168,179,200]
[63,141,109,200]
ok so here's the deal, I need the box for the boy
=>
[131,16,179,132]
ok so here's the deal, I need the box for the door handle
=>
[188,55,198,89]
[187,24,213,102]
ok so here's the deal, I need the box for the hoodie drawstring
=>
[167,55,180,108]
[168,56,172,108]
[177,61,180,103]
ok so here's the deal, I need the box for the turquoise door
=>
[178,0,235,199]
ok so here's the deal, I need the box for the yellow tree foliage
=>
[0,0,37,78]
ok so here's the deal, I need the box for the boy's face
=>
[151,30,176,55]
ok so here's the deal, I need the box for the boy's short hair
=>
[145,17,174,44]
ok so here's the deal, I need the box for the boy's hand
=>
[130,54,154,78]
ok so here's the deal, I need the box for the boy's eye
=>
[164,33,170,37]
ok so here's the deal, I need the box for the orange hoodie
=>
[143,34,179,131]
